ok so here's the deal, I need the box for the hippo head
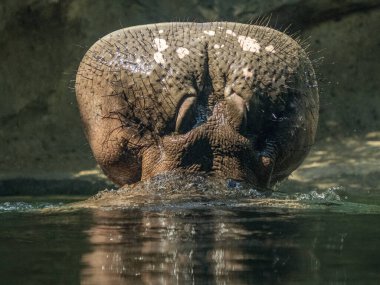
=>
[75,22,319,189]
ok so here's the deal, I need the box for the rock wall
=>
[0,0,379,179]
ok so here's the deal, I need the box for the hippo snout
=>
[75,22,319,189]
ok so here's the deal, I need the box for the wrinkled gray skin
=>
[75,22,319,189]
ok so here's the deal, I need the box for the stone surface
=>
[0,0,379,192]
[282,132,380,202]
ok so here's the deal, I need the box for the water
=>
[1,189,380,285]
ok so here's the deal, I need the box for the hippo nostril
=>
[175,96,197,134]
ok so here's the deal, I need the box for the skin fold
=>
[75,22,319,189]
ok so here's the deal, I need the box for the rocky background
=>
[0,0,379,194]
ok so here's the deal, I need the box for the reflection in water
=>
[81,208,318,284]
[1,201,380,284]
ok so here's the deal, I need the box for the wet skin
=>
[75,22,319,189]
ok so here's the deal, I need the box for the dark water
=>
[1,195,380,285]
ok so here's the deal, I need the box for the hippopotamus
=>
[75,22,319,189]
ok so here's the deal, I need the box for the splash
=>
[0,201,64,213]
[288,187,344,203]
[64,173,380,214]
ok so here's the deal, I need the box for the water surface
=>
[1,191,380,285]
